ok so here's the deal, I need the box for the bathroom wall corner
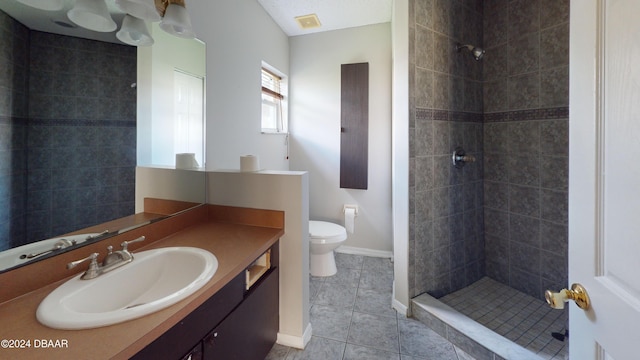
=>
[207,170,310,347]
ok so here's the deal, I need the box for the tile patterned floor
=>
[439,277,568,360]
[265,253,476,360]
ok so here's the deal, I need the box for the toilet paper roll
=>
[240,155,260,172]
[176,153,199,169]
[344,207,356,234]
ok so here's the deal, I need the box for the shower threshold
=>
[411,277,567,360]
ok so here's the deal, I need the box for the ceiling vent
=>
[295,13,321,30]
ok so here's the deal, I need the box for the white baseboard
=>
[391,280,409,317]
[276,323,312,349]
[335,246,393,259]
[392,297,408,316]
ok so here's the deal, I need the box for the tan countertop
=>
[0,206,284,360]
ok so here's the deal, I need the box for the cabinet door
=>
[132,274,244,360]
[203,268,279,360]
[180,342,202,360]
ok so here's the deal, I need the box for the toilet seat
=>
[308,220,347,276]
[309,221,347,244]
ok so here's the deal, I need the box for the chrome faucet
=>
[20,238,77,260]
[67,236,146,280]
[103,236,146,266]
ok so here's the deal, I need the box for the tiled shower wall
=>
[409,0,570,300]
[26,31,137,244]
[0,10,137,250]
[409,0,486,299]
[0,11,29,251]
[482,0,569,298]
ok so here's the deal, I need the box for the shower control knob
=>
[545,283,591,310]
[452,147,476,168]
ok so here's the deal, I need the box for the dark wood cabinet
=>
[203,267,279,359]
[340,62,369,190]
[133,242,279,360]
[180,343,203,360]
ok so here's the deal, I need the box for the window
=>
[261,67,287,133]
[174,69,204,167]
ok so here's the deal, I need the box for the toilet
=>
[309,220,347,277]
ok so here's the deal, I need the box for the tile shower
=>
[409,0,569,358]
[0,10,137,251]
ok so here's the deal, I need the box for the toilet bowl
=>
[309,220,347,277]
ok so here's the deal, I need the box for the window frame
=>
[261,66,288,134]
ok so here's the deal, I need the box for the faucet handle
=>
[67,253,99,270]
[121,236,146,252]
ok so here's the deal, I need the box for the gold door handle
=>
[545,283,591,310]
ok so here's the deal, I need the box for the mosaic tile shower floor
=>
[439,277,568,360]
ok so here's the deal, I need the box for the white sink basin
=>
[37,247,218,330]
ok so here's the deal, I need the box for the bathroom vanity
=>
[0,204,284,360]
[133,244,279,360]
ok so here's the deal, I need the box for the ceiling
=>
[0,0,393,44]
[256,0,393,37]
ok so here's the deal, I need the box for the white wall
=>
[208,170,310,349]
[135,167,205,213]
[137,24,206,167]
[289,23,393,254]
[188,0,290,171]
[391,0,410,315]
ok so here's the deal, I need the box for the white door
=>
[569,0,640,359]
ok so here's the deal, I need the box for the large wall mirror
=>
[0,2,206,272]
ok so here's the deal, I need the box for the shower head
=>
[456,43,485,61]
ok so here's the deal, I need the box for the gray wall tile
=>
[483,79,509,112]
[408,0,568,301]
[415,156,434,191]
[508,0,540,40]
[540,155,568,190]
[540,0,570,29]
[509,185,540,217]
[484,1,508,47]
[510,241,540,275]
[540,66,569,107]
[508,154,540,186]
[432,0,452,36]
[415,0,435,30]
[540,220,567,255]
[509,213,540,247]
[540,119,569,155]
[484,152,508,182]
[416,69,434,108]
[484,181,508,211]
[508,33,540,76]
[484,208,509,238]
[540,189,568,224]
[539,250,567,283]
[540,23,569,69]
[508,72,540,110]
[416,26,434,70]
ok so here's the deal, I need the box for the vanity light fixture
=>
[116,14,154,46]
[18,0,195,45]
[115,0,161,22]
[67,0,117,32]
[16,0,64,11]
[159,0,195,39]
